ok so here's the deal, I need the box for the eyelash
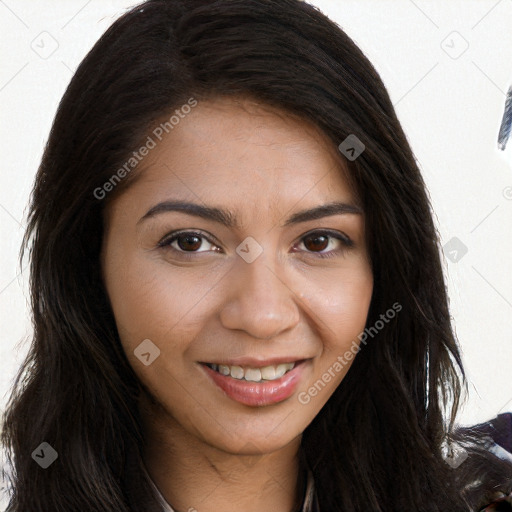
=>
[157,229,354,260]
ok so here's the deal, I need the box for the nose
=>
[219,253,300,340]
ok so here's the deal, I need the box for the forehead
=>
[104,96,358,225]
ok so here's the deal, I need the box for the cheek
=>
[324,279,373,348]
[294,268,373,412]
[299,261,373,346]
[102,248,217,353]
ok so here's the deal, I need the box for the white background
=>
[1,3,511,495]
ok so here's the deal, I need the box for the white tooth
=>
[274,364,288,378]
[260,365,276,380]
[244,368,262,382]
[218,364,230,376]
[284,362,295,371]
[230,365,244,379]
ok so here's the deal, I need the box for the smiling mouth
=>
[202,361,301,383]
[200,359,307,407]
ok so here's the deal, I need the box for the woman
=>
[1,0,511,510]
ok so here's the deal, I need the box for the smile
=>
[200,360,308,407]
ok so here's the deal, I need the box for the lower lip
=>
[201,361,307,407]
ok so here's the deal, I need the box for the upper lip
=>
[200,356,309,367]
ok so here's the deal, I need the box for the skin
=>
[101,96,373,512]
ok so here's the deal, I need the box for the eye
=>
[157,229,354,260]
[295,229,354,259]
[157,230,220,256]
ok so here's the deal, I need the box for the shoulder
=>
[455,412,512,511]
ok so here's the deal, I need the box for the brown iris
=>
[177,234,202,251]
[303,234,329,252]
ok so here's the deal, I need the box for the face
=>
[101,96,373,456]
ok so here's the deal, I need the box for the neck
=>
[140,395,306,512]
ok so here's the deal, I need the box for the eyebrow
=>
[137,199,362,228]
